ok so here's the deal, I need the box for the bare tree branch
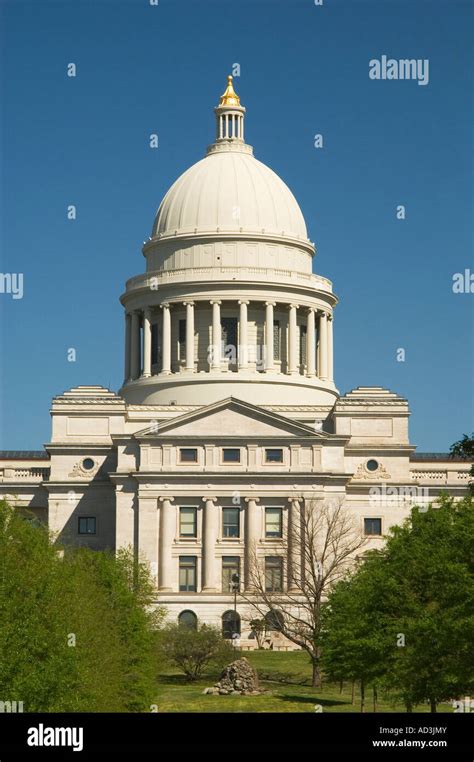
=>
[240,498,367,686]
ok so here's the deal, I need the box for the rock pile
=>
[204,657,261,695]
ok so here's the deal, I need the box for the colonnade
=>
[124,299,334,383]
[154,495,303,593]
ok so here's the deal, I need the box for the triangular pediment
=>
[134,397,326,440]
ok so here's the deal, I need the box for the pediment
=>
[134,397,325,440]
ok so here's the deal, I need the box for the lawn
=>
[154,650,453,713]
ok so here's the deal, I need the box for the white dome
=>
[152,147,308,242]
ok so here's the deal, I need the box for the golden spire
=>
[219,75,240,107]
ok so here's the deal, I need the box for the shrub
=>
[159,623,234,681]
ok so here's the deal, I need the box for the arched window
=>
[222,610,241,639]
[178,610,197,630]
[265,609,284,632]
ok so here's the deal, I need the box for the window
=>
[222,610,241,639]
[222,507,240,538]
[222,556,240,593]
[265,609,284,632]
[82,458,95,471]
[366,459,379,472]
[265,448,283,464]
[178,610,197,630]
[273,320,281,361]
[364,518,382,536]
[178,319,186,360]
[265,557,283,592]
[299,324,307,365]
[179,448,198,463]
[222,317,237,362]
[180,507,197,537]
[265,508,282,538]
[179,556,197,592]
[223,448,240,463]
[151,323,158,365]
[78,517,96,535]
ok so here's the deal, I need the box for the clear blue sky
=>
[0,0,472,451]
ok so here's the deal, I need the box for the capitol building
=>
[0,77,469,645]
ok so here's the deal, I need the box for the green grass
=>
[154,650,453,713]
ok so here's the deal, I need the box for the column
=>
[158,497,175,591]
[130,310,140,380]
[202,496,218,591]
[160,303,171,374]
[318,311,328,380]
[288,304,299,375]
[306,308,316,377]
[124,312,131,383]
[138,496,158,585]
[265,301,275,372]
[327,313,334,383]
[238,300,249,369]
[142,308,152,378]
[210,300,221,370]
[184,301,195,372]
[288,498,302,592]
[244,497,260,590]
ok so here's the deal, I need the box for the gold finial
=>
[219,74,240,106]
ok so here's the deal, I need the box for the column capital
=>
[244,496,260,504]
[183,300,195,307]
[307,306,317,314]
[289,303,300,310]
[288,496,302,504]
[327,312,333,321]
[210,299,222,306]
[158,495,174,503]
[238,299,250,305]
[160,302,170,310]
[319,310,329,318]
[265,300,276,307]
[201,496,217,503]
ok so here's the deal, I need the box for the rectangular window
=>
[151,323,158,365]
[265,508,282,538]
[179,556,197,592]
[223,448,241,463]
[265,557,283,592]
[222,556,240,593]
[180,507,197,537]
[273,320,281,361]
[222,507,240,538]
[179,319,186,361]
[299,324,307,365]
[265,448,283,463]
[78,517,96,535]
[179,448,198,463]
[364,518,382,536]
[221,317,238,361]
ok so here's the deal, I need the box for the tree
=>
[158,624,233,681]
[322,560,389,711]
[450,433,474,494]
[450,433,474,460]
[322,495,474,712]
[245,499,367,687]
[249,618,266,649]
[0,500,163,711]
